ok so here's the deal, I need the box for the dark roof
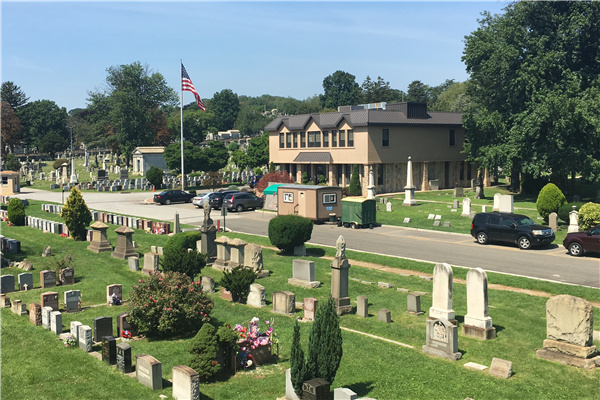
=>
[293,152,333,163]
[265,108,463,132]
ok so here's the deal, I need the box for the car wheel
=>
[568,242,583,257]
[476,231,488,244]
[236,204,244,212]
[165,199,171,205]
[518,236,531,250]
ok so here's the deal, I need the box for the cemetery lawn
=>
[1,206,599,399]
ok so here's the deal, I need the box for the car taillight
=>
[157,195,161,199]
[471,223,473,230]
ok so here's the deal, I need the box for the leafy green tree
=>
[1,101,23,156]
[160,248,207,279]
[200,140,228,172]
[462,2,600,188]
[167,109,215,145]
[38,132,68,159]
[360,76,402,104]
[228,142,239,152]
[1,81,29,110]
[18,100,68,153]
[578,202,600,231]
[146,166,164,189]
[60,187,92,241]
[320,71,361,109]
[299,95,324,114]
[245,131,269,169]
[428,79,456,106]
[349,164,362,196]
[230,149,250,171]
[406,80,431,103]
[164,141,204,173]
[536,183,567,221]
[290,321,308,396]
[7,198,25,226]
[211,89,240,130]
[234,104,271,137]
[3,153,21,172]
[431,81,471,112]
[88,62,178,164]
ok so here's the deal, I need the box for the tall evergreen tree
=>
[60,187,92,241]
[349,164,362,196]
[290,321,307,396]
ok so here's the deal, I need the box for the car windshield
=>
[513,215,536,226]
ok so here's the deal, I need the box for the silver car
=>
[192,192,213,208]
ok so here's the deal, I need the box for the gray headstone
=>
[172,365,200,400]
[357,296,368,318]
[136,354,163,390]
[71,321,82,341]
[489,357,513,379]
[201,276,215,293]
[334,388,357,400]
[378,308,391,323]
[93,316,113,342]
[18,273,33,291]
[128,257,139,271]
[64,290,81,312]
[50,311,62,334]
[422,318,462,360]
[78,325,93,352]
[41,306,53,329]
[117,342,132,373]
[102,336,117,365]
[407,293,424,315]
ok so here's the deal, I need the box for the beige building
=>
[266,102,475,195]
[0,171,21,196]
[131,147,166,175]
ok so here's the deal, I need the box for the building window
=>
[1,176,8,185]
[279,133,284,148]
[300,132,306,148]
[323,193,337,204]
[382,129,389,147]
[339,130,346,147]
[332,130,337,147]
[347,130,354,147]
[323,131,329,147]
[449,129,456,146]
[377,164,384,185]
[283,192,294,203]
[293,132,298,148]
[308,131,321,148]
[286,133,292,148]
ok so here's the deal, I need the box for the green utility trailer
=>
[341,197,377,229]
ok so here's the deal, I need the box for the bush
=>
[164,231,203,254]
[60,187,92,240]
[146,166,163,189]
[557,202,586,223]
[302,172,309,184]
[52,158,69,170]
[160,248,207,279]
[578,202,600,231]
[188,189,196,195]
[254,171,294,193]
[349,164,361,196]
[7,198,25,226]
[536,183,566,221]
[127,271,213,339]
[188,324,221,382]
[4,153,21,171]
[268,215,313,254]
[220,266,257,303]
[254,167,263,176]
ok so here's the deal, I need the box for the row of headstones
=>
[0,268,74,294]
[24,215,70,236]
[212,236,266,275]
[0,234,21,254]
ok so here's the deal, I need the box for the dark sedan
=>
[223,192,264,212]
[207,190,238,209]
[153,190,194,205]
[563,225,600,257]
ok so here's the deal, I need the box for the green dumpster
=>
[341,197,377,229]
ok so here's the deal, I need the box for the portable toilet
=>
[341,197,377,228]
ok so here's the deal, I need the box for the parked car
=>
[192,192,214,208]
[470,212,555,249]
[207,190,238,209]
[153,190,194,205]
[563,225,600,257]
[248,175,262,189]
[223,192,264,212]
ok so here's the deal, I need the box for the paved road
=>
[15,189,600,288]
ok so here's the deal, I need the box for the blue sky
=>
[1,1,510,112]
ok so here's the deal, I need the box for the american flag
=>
[181,63,205,111]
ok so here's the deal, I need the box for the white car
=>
[192,192,213,208]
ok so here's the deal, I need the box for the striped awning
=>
[293,152,333,163]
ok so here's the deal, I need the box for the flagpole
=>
[180,59,185,191]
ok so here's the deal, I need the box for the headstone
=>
[112,226,137,259]
[173,212,181,234]
[386,202,392,212]
[29,303,42,325]
[221,287,233,301]
[143,252,160,275]
[244,243,267,277]
[452,199,460,209]
[106,284,123,306]
[378,308,391,323]
[453,187,464,197]
[429,179,439,191]
[11,299,27,315]
[136,354,163,390]
[228,238,247,267]
[70,321,82,341]
[489,357,513,379]
[78,325,93,352]
[331,235,352,315]
[117,342,133,373]
[293,245,306,257]
[461,198,472,217]
[498,194,514,213]
[303,298,318,321]
[429,263,455,323]
[41,306,53,329]
[357,296,368,318]
[172,365,200,400]
[403,217,411,223]
[285,369,301,400]
[64,290,81,312]
[0,294,11,308]
[198,227,217,259]
[492,193,501,211]
[407,293,424,316]
[422,318,462,360]
[102,336,117,365]
[302,378,330,400]
[201,276,215,293]
[568,208,579,233]
[289,259,321,288]
[246,283,266,308]
[334,388,357,400]
[0,275,15,294]
[548,212,558,233]
[272,291,295,315]
[536,295,600,369]
[428,214,435,220]
[41,291,59,311]
[40,270,56,289]
[60,268,75,285]
[18,273,33,291]
[93,316,113,342]
[128,256,139,271]
[117,312,134,337]
[50,311,62,334]
[463,268,496,340]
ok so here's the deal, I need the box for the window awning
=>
[293,152,333,163]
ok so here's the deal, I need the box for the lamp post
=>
[68,126,78,184]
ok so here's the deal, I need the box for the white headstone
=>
[492,193,500,211]
[429,263,455,321]
[386,202,392,212]
[464,268,493,329]
[498,195,514,213]
[568,208,579,233]
[461,198,472,217]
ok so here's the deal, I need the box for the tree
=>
[254,171,294,193]
[18,100,68,153]
[348,164,361,196]
[536,183,567,222]
[60,187,92,241]
[227,142,239,152]
[220,266,257,303]
[405,80,431,103]
[160,248,207,279]
[245,131,269,169]
[7,198,25,226]
[189,324,221,382]
[290,321,308,396]
[320,71,361,109]
[431,81,471,112]
[164,141,204,173]
[87,62,178,164]
[230,149,250,171]
[462,2,600,189]
[3,153,21,171]
[360,76,402,104]
[200,140,229,172]
[234,104,271,137]
[1,81,29,110]
[211,89,240,130]
[37,132,68,159]
[146,166,164,189]
[1,101,23,156]
[167,109,215,145]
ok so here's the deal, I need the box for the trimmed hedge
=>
[7,198,25,226]
[536,183,566,221]
[164,231,203,254]
[557,202,585,223]
[268,215,313,254]
[578,202,600,231]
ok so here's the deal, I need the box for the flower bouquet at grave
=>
[121,330,132,339]
[110,293,122,306]
[234,317,277,368]
[62,336,77,348]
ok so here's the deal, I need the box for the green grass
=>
[2,199,599,399]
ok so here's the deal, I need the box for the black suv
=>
[471,212,555,249]
[207,190,237,210]
[223,192,264,212]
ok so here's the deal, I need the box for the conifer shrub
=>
[4,153,21,171]
[7,198,25,226]
[146,166,163,189]
[52,158,69,170]
[349,164,362,196]
[268,215,313,254]
[128,271,213,339]
[557,202,585,223]
[536,183,566,221]
[578,202,600,231]
[290,321,308,396]
[188,323,221,381]
[160,248,207,279]
[164,231,203,254]
[60,187,92,240]
[220,265,257,303]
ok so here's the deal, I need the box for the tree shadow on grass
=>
[346,381,376,398]
[306,248,326,257]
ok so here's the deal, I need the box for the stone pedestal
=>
[198,226,217,258]
[246,283,265,308]
[213,236,231,271]
[87,222,112,253]
[111,226,137,259]
[228,238,247,268]
[331,257,352,315]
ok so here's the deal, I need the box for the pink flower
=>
[168,307,172,311]
[190,288,193,292]
[138,280,142,283]
[174,285,179,289]
[153,299,157,303]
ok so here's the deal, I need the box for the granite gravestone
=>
[117,312,135,337]
[303,298,318,321]
[272,291,295,316]
[29,303,42,325]
[40,270,57,289]
[70,321,82,341]
[378,309,391,323]
[50,311,62,334]
[64,290,81,312]
[136,355,163,390]
[102,336,117,365]
[78,325,93,352]
[93,316,113,342]
[201,276,215,293]
[128,257,139,272]
[357,296,368,318]
[406,293,424,315]
[289,259,321,288]
[18,273,33,291]
[60,268,75,285]
[41,292,59,311]
[41,306,53,329]
[87,221,112,253]
[0,275,15,294]
[117,342,132,373]
[106,284,123,306]
[246,283,266,308]
[422,318,462,361]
